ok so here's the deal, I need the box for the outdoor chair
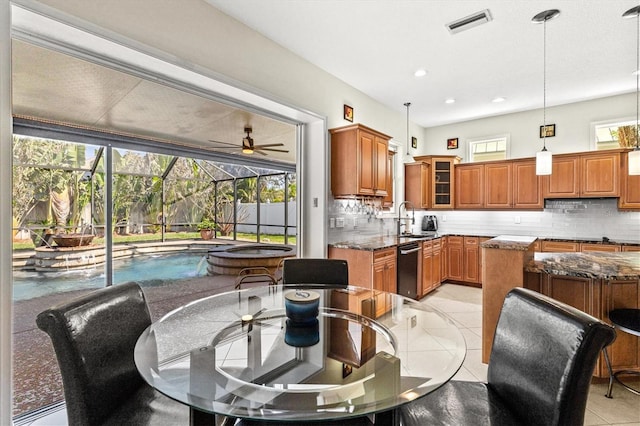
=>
[397,287,616,426]
[36,282,189,426]
[281,258,349,288]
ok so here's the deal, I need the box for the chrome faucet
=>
[397,200,415,237]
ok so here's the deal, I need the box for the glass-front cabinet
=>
[413,155,460,209]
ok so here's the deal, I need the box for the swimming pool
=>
[12,252,208,301]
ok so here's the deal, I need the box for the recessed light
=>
[492,97,506,103]
[414,69,427,77]
[445,98,456,104]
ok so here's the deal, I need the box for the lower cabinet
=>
[421,238,442,297]
[328,246,396,318]
[446,236,483,286]
[447,236,464,281]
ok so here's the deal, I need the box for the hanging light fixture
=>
[404,102,412,157]
[624,5,640,175]
[532,9,560,175]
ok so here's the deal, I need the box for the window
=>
[467,135,509,162]
[592,119,638,150]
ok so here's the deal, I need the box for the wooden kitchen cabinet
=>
[330,124,391,198]
[328,246,396,318]
[382,151,395,208]
[421,239,442,297]
[373,248,397,317]
[580,243,620,252]
[463,236,480,284]
[541,240,580,252]
[405,162,430,209]
[544,151,620,199]
[455,164,484,209]
[512,159,544,209]
[619,150,640,209]
[484,162,512,208]
[447,236,464,281]
[413,155,461,209]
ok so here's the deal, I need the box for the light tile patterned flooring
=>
[28,283,640,426]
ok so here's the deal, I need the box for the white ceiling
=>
[207,0,640,128]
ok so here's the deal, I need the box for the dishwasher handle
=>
[399,247,421,255]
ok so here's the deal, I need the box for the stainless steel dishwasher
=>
[397,241,421,300]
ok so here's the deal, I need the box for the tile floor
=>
[24,283,640,425]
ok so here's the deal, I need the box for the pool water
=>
[12,253,208,301]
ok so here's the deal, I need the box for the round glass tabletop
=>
[134,285,466,422]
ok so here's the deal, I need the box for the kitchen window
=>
[467,135,509,162]
[592,119,638,150]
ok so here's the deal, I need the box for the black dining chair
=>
[605,308,640,397]
[397,287,616,426]
[36,282,189,426]
[281,258,349,288]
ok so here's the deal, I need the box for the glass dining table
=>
[134,285,466,425]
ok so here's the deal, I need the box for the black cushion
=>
[36,282,189,426]
[399,287,616,426]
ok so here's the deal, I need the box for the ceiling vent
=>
[446,9,493,34]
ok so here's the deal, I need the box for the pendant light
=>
[404,102,412,157]
[532,9,560,176]
[624,5,640,175]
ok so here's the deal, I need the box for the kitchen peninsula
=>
[482,235,640,378]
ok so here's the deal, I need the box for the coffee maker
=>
[422,215,438,232]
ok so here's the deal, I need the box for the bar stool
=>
[605,308,640,398]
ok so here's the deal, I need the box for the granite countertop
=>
[525,251,640,280]
[481,235,537,251]
[329,234,443,251]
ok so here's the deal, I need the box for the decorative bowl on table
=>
[52,234,95,247]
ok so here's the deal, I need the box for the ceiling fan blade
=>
[255,150,268,156]
[253,143,285,148]
[258,148,289,153]
[208,139,240,147]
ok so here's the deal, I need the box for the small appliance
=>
[422,215,438,232]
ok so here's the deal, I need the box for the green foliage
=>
[197,217,216,230]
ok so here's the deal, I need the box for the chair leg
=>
[603,346,614,398]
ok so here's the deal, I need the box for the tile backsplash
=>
[328,198,640,244]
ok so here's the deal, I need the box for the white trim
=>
[0,0,12,424]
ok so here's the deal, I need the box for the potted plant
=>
[197,218,216,240]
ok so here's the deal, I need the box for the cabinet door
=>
[580,243,620,252]
[545,156,579,198]
[455,164,484,209]
[432,158,455,209]
[513,160,543,209]
[463,237,480,283]
[374,136,389,196]
[432,247,442,290]
[422,245,433,296]
[604,280,640,373]
[382,151,395,208]
[357,131,376,196]
[541,240,580,252]
[581,152,619,197]
[447,237,464,281]
[405,162,430,209]
[484,162,512,208]
[620,152,640,209]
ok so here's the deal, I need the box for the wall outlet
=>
[442,215,447,222]
[336,217,345,228]
[514,216,521,224]
[329,218,335,228]
[411,315,417,328]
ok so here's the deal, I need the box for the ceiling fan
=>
[209,126,289,156]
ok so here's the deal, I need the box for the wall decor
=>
[540,124,556,138]
[447,138,459,149]
[343,104,354,122]
[411,136,417,149]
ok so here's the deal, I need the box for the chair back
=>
[488,287,616,426]
[282,258,349,288]
[36,282,152,426]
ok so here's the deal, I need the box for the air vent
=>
[446,9,493,34]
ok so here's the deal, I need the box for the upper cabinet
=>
[382,150,395,208]
[412,155,460,209]
[330,124,391,198]
[455,159,543,210]
[544,151,621,199]
[405,162,430,209]
[619,150,640,209]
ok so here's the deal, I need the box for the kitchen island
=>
[482,235,640,378]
